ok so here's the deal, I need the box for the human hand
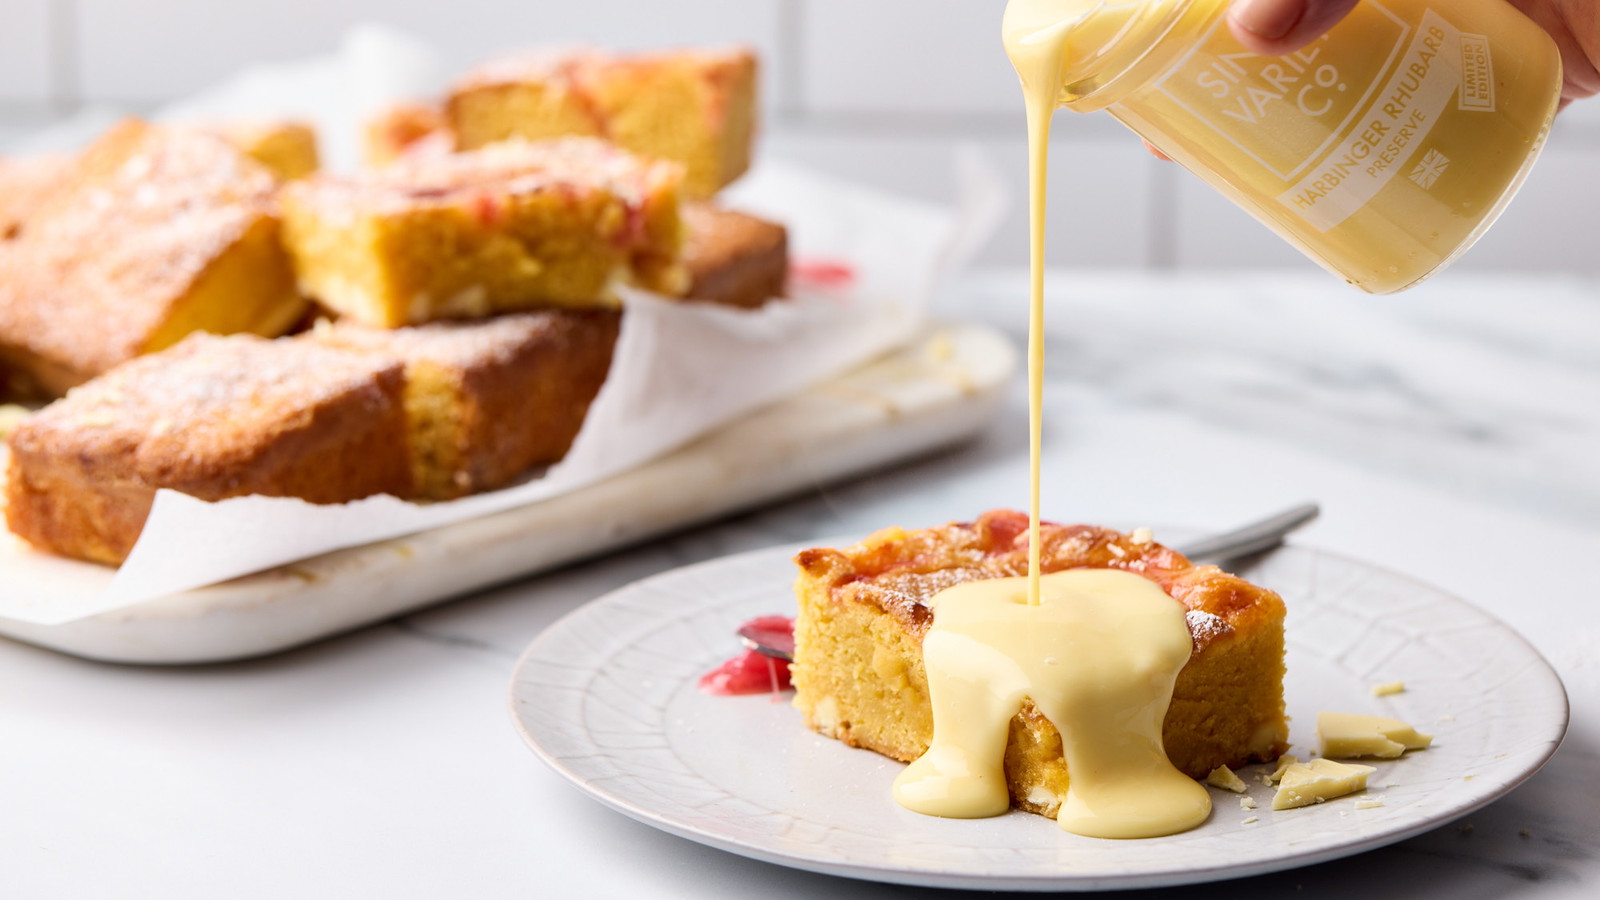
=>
[1141,0,1599,158]
[1226,0,1361,56]
[1227,0,1600,106]
[1141,0,1361,158]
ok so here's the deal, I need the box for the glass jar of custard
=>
[1021,0,1563,293]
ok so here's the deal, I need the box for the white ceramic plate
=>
[508,534,1569,891]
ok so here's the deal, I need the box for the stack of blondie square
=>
[0,46,789,565]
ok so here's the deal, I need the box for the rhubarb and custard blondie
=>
[681,203,787,308]
[790,510,1290,817]
[281,137,686,328]
[0,119,304,394]
[307,310,620,500]
[449,47,757,198]
[363,102,453,167]
[0,155,67,240]
[203,119,320,180]
[4,333,411,565]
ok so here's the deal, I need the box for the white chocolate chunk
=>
[1318,712,1433,759]
[1266,754,1300,784]
[1271,759,1377,810]
[1240,796,1257,810]
[1370,680,1406,697]
[1206,766,1248,793]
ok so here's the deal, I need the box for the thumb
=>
[1228,0,1362,55]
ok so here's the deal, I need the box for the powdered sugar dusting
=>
[1186,609,1232,644]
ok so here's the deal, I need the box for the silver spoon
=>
[737,503,1320,663]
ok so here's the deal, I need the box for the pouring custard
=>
[788,0,1294,841]
[789,512,1289,838]
[882,0,1556,835]
[883,0,1219,840]
[891,569,1212,838]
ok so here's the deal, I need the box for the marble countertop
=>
[2,269,1595,899]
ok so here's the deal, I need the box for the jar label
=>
[1458,34,1497,111]
[1149,3,1491,231]
[1276,9,1483,230]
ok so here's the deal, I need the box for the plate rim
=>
[507,533,1571,891]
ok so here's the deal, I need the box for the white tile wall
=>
[72,0,787,105]
[1170,163,1333,271]
[1449,140,1600,273]
[799,0,1016,116]
[3,0,1598,275]
[1552,90,1600,135]
[764,127,1162,268]
[0,0,54,104]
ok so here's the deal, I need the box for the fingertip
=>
[1228,0,1305,42]
[1142,139,1172,162]
[1228,0,1361,56]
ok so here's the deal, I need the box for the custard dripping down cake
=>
[790,510,1290,817]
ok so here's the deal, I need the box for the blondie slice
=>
[281,137,686,328]
[0,155,67,240]
[0,119,304,394]
[791,510,1290,817]
[203,119,320,180]
[3,334,411,566]
[681,203,787,308]
[449,47,757,198]
[363,102,452,167]
[307,310,619,500]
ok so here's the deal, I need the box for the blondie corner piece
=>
[0,119,305,395]
[307,310,620,500]
[0,154,68,240]
[3,334,411,566]
[202,119,321,180]
[363,102,452,168]
[681,203,788,308]
[281,137,686,328]
[449,46,758,199]
[790,510,1290,817]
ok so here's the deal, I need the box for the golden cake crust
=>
[308,310,620,499]
[0,155,68,240]
[681,203,787,308]
[4,333,411,565]
[281,137,686,327]
[363,102,452,167]
[202,119,320,180]
[290,136,677,214]
[449,46,757,198]
[791,509,1290,817]
[796,511,1281,644]
[0,119,304,394]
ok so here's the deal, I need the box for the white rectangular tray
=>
[0,321,1014,664]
